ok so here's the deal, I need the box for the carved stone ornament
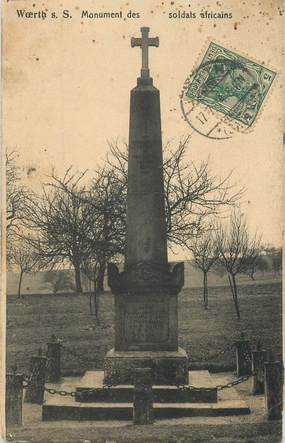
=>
[107,261,184,295]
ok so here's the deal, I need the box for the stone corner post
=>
[251,340,268,395]
[46,334,61,382]
[264,354,283,420]
[133,367,154,425]
[24,347,47,404]
[235,332,251,377]
[6,367,24,427]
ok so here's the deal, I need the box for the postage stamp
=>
[180,42,276,139]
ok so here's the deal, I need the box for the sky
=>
[3,0,284,259]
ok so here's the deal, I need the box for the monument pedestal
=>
[114,292,179,352]
[106,262,187,386]
[104,348,189,386]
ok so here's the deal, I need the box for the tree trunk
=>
[228,273,241,319]
[203,271,208,309]
[89,269,100,321]
[97,262,106,293]
[89,292,92,313]
[249,266,255,280]
[89,278,93,314]
[93,274,99,323]
[74,265,82,293]
[17,269,24,299]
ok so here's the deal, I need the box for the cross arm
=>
[131,37,142,48]
[148,37,159,47]
[130,37,159,48]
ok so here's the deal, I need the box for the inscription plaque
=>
[124,301,169,344]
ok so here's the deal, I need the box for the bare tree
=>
[8,237,40,299]
[54,138,242,291]
[189,230,219,309]
[22,164,126,293]
[241,254,269,280]
[215,212,261,319]
[6,150,29,233]
[43,166,126,293]
[88,168,126,291]
[106,139,244,250]
[22,169,101,293]
[22,138,242,294]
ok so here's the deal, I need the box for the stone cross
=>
[131,27,159,78]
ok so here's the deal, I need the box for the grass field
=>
[6,280,282,375]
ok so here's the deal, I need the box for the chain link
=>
[215,374,251,391]
[44,386,109,397]
[177,374,251,392]
[44,387,77,397]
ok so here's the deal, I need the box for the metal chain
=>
[22,364,40,388]
[43,374,252,397]
[190,342,234,363]
[44,387,77,397]
[178,374,251,392]
[44,386,109,397]
[62,341,238,366]
[180,385,215,393]
[215,374,251,391]
[190,339,255,365]
[244,347,252,365]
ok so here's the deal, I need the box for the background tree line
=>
[6,140,281,319]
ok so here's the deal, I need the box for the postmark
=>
[180,42,276,139]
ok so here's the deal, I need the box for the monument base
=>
[103,347,189,386]
[42,371,251,421]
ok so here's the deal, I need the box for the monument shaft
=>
[126,79,167,266]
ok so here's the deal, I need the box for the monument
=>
[105,27,189,386]
[42,28,251,420]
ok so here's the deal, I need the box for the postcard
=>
[2,0,283,441]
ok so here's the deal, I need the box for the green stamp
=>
[185,42,276,127]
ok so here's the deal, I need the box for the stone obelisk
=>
[105,27,188,386]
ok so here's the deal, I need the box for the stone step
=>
[42,399,250,421]
[76,371,217,403]
[42,372,251,421]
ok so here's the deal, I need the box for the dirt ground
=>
[6,375,283,443]
[6,422,283,443]
[5,280,282,442]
